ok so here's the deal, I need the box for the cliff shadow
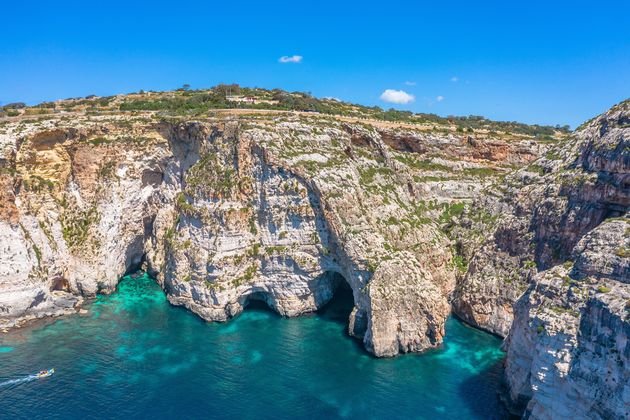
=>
[241,291,282,317]
[315,272,370,355]
[317,273,354,326]
[458,357,516,419]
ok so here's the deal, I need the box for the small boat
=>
[36,368,55,378]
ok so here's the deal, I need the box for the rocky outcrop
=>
[504,219,629,419]
[0,120,171,328]
[2,93,626,415]
[147,120,457,357]
[450,98,629,418]
[377,129,543,166]
[452,99,630,337]
[0,111,544,355]
[6,91,629,415]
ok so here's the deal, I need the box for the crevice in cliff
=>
[314,270,370,342]
[123,251,147,277]
[250,140,367,284]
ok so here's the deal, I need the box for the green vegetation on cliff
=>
[3,84,570,139]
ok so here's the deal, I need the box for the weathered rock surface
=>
[453,99,630,337]
[451,98,629,418]
[0,110,544,353]
[0,121,170,328]
[504,219,629,419]
[147,120,459,357]
[6,91,630,416]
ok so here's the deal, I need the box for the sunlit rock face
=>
[0,106,546,355]
[504,219,629,419]
[1,91,627,415]
[450,98,629,418]
[453,99,630,336]
[0,123,169,328]
[147,120,457,357]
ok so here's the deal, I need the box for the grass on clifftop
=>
[2,84,570,139]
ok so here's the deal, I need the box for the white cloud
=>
[380,89,415,105]
[279,55,303,63]
[450,76,459,82]
[436,95,445,102]
[404,81,417,86]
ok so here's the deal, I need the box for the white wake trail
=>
[0,375,38,387]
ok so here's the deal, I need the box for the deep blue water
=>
[0,274,507,419]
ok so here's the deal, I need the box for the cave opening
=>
[242,291,278,315]
[318,272,355,330]
[50,276,70,292]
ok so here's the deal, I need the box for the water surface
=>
[0,274,506,419]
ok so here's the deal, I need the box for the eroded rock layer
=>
[4,92,629,417]
[452,99,629,418]
[0,110,546,356]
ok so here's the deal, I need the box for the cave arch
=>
[316,271,367,338]
[241,290,277,313]
[50,276,70,292]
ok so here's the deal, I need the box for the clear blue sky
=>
[1,0,629,128]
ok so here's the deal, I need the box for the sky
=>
[1,0,629,128]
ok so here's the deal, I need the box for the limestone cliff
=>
[0,122,171,326]
[0,107,546,356]
[505,219,629,419]
[451,99,629,418]
[148,119,462,356]
[452,99,629,337]
[1,91,626,416]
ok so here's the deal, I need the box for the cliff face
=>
[148,121,457,356]
[452,100,630,337]
[452,99,629,418]
[0,121,171,326]
[0,110,544,356]
[505,219,629,419]
[3,91,627,414]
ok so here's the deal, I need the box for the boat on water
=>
[36,368,55,378]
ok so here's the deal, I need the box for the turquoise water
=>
[0,274,507,419]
